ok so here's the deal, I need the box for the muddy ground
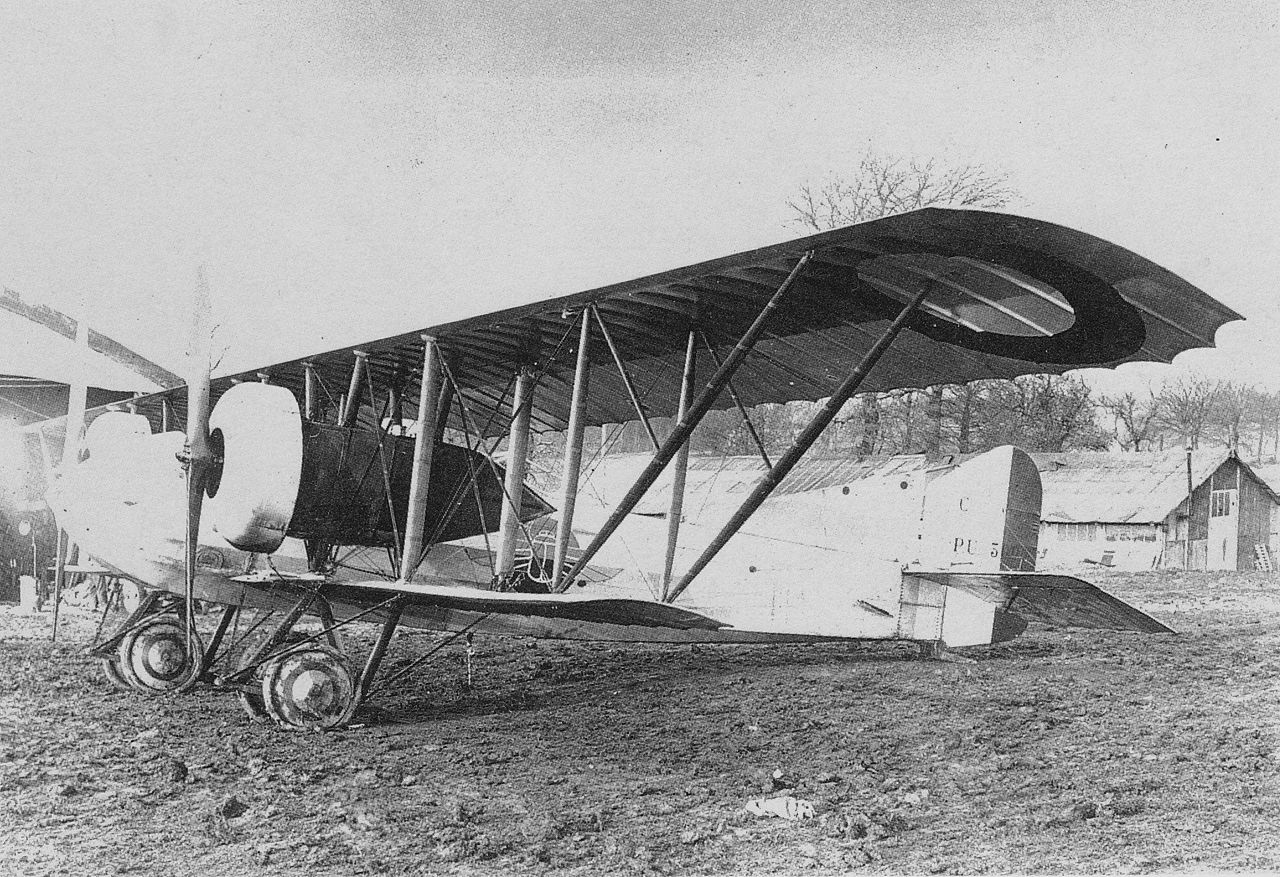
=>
[1,569,1277,875]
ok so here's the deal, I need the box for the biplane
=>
[30,208,1240,730]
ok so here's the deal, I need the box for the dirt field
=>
[1,570,1278,875]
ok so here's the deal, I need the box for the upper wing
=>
[28,208,1239,438]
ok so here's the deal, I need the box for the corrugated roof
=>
[555,453,936,518]
[1251,463,1280,496]
[686,454,933,497]
[569,448,1280,528]
[1031,449,1278,524]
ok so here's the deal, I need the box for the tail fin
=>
[917,445,1041,572]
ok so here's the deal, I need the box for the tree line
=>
[1100,376,1280,456]
[584,374,1280,462]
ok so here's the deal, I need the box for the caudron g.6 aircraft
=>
[39,208,1238,730]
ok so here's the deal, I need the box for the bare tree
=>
[948,383,980,454]
[977,375,1109,452]
[1158,377,1219,449]
[1210,382,1252,453]
[1099,388,1165,451]
[789,152,1016,232]
[788,151,1016,455]
[691,404,797,457]
[855,393,880,456]
[1250,389,1280,461]
[923,385,944,455]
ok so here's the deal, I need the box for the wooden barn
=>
[1033,449,1280,572]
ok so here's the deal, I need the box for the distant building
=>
[569,447,1280,574]
[1033,449,1280,571]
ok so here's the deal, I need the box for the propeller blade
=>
[183,268,215,659]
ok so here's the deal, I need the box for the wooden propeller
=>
[181,268,215,657]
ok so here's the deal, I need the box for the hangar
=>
[1033,449,1280,572]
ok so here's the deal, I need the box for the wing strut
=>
[700,331,772,468]
[557,251,814,592]
[303,361,318,420]
[662,330,697,599]
[552,310,593,585]
[593,305,660,451]
[665,282,932,603]
[496,366,536,580]
[432,378,454,446]
[339,350,368,427]
[387,362,404,428]
[51,315,90,642]
[399,336,442,581]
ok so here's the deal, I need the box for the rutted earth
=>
[1,570,1277,875]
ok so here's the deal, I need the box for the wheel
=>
[234,645,270,723]
[116,617,205,694]
[261,645,360,731]
[100,655,134,692]
[229,629,312,723]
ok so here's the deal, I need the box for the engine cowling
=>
[205,383,302,553]
[83,411,152,461]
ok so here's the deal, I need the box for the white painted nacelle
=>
[204,383,303,554]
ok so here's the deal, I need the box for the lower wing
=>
[234,574,725,631]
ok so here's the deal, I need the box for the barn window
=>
[1210,489,1236,518]
[1058,523,1098,542]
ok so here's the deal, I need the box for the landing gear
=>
[99,655,133,692]
[262,645,360,731]
[116,617,206,693]
[93,584,409,730]
[215,589,405,731]
[231,631,322,724]
[234,647,270,722]
[90,591,207,694]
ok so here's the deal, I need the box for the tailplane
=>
[911,446,1172,643]
[908,571,1173,635]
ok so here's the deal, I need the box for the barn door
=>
[1207,488,1239,570]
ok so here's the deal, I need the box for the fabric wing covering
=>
[910,572,1175,634]
[329,581,724,630]
[42,208,1240,438]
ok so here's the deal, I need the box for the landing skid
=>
[917,640,978,664]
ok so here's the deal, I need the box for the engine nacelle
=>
[205,383,303,553]
[83,411,153,461]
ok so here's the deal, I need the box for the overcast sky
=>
[1,1,1276,394]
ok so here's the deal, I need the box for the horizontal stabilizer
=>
[905,572,1173,634]
[335,580,726,631]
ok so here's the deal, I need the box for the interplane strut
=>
[551,310,593,585]
[557,251,814,591]
[399,335,442,581]
[664,283,933,603]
